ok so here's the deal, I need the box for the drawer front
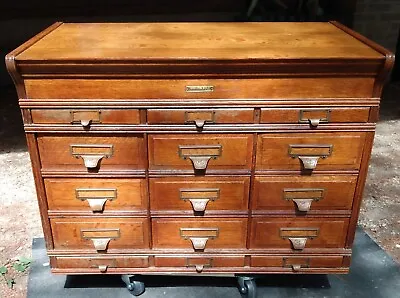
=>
[148,134,253,171]
[147,109,254,127]
[55,256,149,272]
[25,77,375,99]
[260,107,370,125]
[38,134,145,172]
[31,109,140,126]
[152,218,247,250]
[256,132,366,171]
[45,178,147,212]
[252,175,357,212]
[250,217,349,249]
[251,255,344,270]
[154,256,245,272]
[51,217,149,251]
[150,177,249,212]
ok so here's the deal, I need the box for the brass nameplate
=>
[185,86,214,93]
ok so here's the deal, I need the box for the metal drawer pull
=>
[180,188,220,212]
[289,144,333,170]
[283,188,324,212]
[98,265,108,273]
[76,188,117,212]
[71,110,101,128]
[71,144,113,169]
[186,258,213,273]
[81,229,120,251]
[299,109,331,128]
[195,264,204,273]
[298,156,319,170]
[291,264,302,272]
[280,228,319,250]
[185,111,216,129]
[180,228,219,251]
[179,145,222,171]
[288,237,308,250]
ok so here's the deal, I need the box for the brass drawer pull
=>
[179,145,222,170]
[185,110,216,129]
[280,228,319,250]
[180,228,219,250]
[71,144,113,169]
[289,144,333,170]
[98,265,108,273]
[81,229,120,251]
[180,188,220,212]
[283,257,310,272]
[88,258,116,272]
[76,188,117,212]
[71,110,101,128]
[283,188,324,212]
[299,109,331,127]
[186,258,213,273]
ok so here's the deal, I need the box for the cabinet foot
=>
[237,276,257,298]
[121,275,145,296]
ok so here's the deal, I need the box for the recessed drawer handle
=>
[71,144,113,169]
[179,145,222,171]
[76,188,117,212]
[180,188,220,212]
[288,237,308,250]
[283,188,324,212]
[180,228,219,251]
[299,109,331,127]
[289,144,333,170]
[71,110,101,128]
[81,228,120,251]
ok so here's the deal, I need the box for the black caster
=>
[121,275,145,296]
[237,276,257,298]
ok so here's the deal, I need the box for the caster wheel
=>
[127,280,145,296]
[237,277,257,298]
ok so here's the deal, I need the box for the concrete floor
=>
[27,228,400,298]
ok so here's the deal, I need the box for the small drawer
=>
[37,134,145,172]
[148,134,253,172]
[251,255,345,271]
[31,109,140,126]
[45,178,147,213]
[250,217,349,250]
[252,175,357,212]
[54,256,149,272]
[150,177,249,213]
[51,217,149,251]
[256,132,366,171]
[260,107,370,126]
[152,218,247,251]
[154,256,245,273]
[147,109,254,128]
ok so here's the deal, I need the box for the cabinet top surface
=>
[15,22,383,61]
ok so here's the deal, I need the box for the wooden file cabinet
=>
[6,22,394,296]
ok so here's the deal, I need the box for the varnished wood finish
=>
[6,22,393,277]
[51,217,150,251]
[45,178,147,214]
[149,177,249,213]
[256,132,366,171]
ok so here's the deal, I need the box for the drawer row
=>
[45,176,357,214]
[37,133,366,173]
[50,217,349,252]
[51,254,350,274]
[30,107,371,127]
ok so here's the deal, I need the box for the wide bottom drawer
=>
[251,255,346,272]
[53,255,149,273]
